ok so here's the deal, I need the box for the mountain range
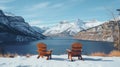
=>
[0,9,108,42]
[0,10,45,42]
[43,19,103,37]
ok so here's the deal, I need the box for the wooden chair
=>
[67,42,83,61]
[37,43,52,60]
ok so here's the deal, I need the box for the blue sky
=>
[0,0,120,27]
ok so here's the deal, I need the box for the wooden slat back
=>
[72,42,82,52]
[37,43,47,52]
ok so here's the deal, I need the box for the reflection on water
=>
[0,38,114,55]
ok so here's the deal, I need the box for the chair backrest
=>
[71,42,82,52]
[37,43,47,52]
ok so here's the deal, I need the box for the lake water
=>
[0,37,115,55]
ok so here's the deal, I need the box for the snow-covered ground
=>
[0,55,120,67]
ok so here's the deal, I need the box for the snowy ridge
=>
[85,19,103,28]
[43,19,103,36]
[43,21,82,36]
[110,16,120,21]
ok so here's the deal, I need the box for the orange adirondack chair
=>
[37,43,52,60]
[67,42,83,61]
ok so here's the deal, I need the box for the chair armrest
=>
[48,49,53,52]
[48,50,52,52]
[66,49,71,52]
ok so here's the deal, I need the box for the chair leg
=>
[78,55,83,60]
[46,56,49,60]
[68,54,69,59]
[41,55,44,58]
[81,55,83,60]
[37,55,40,59]
[78,56,80,60]
[69,55,73,61]
[50,54,52,59]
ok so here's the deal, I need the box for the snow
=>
[0,55,120,67]
[43,20,84,36]
[85,19,103,28]
[110,16,120,21]
[43,19,104,36]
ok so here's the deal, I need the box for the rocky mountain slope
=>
[0,10,45,42]
[75,19,120,50]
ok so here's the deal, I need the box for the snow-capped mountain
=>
[43,19,103,37]
[85,19,103,28]
[43,20,80,36]
[110,16,120,21]
[0,10,45,42]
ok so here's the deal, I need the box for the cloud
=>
[0,5,13,10]
[29,20,42,27]
[89,6,105,12]
[22,14,38,18]
[34,2,49,8]
[24,1,64,12]
[0,0,15,10]
[0,5,7,10]
[51,3,63,8]
[27,2,50,11]
[28,19,58,27]
[0,0,15,4]
[69,0,85,2]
